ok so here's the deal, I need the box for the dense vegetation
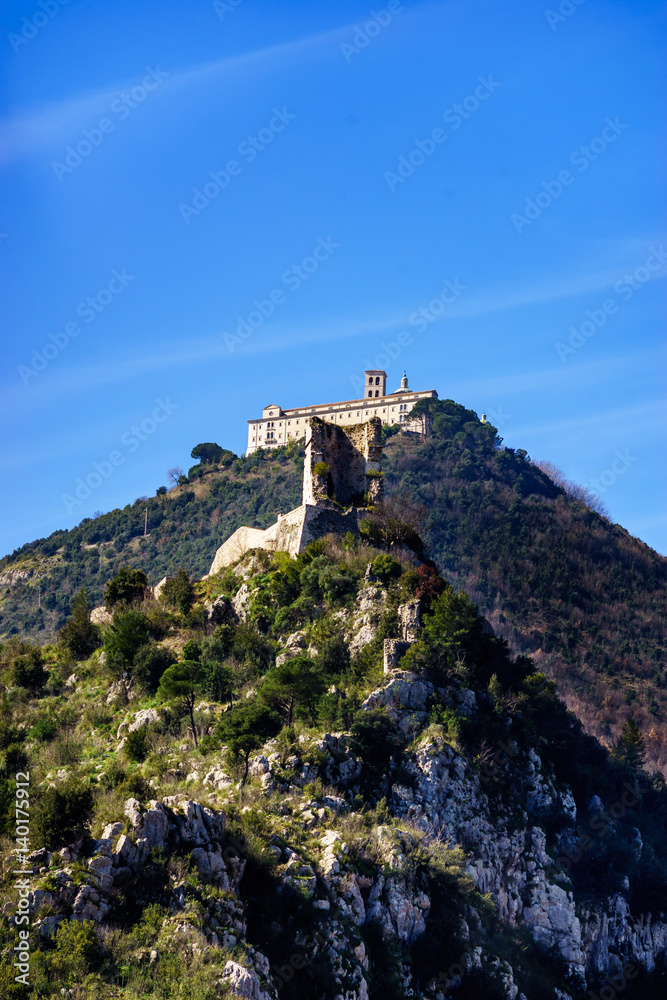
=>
[1,541,666,998]
[384,398,667,771]
[0,444,303,640]
[1,398,665,773]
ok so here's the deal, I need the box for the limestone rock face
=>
[0,568,32,587]
[347,585,388,657]
[205,594,237,627]
[397,599,421,641]
[127,708,160,733]
[232,583,252,621]
[275,629,307,667]
[220,960,273,1000]
[90,605,113,625]
[28,665,667,995]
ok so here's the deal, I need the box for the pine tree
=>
[615,719,646,770]
[58,588,101,659]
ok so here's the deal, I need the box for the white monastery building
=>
[246,370,438,455]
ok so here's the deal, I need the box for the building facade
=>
[246,370,437,454]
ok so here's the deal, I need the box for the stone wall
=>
[303,417,383,507]
[208,416,384,577]
[207,502,359,576]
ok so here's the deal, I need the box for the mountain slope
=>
[381,398,667,771]
[1,539,666,999]
[2,399,665,770]
[0,446,303,641]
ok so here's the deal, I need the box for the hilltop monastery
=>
[246,370,437,454]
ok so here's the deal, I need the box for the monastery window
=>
[374,390,379,397]
[368,391,372,398]
[368,376,373,384]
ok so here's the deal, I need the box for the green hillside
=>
[1,399,665,770]
[1,528,666,998]
[0,446,303,641]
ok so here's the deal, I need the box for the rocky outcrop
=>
[346,584,388,657]
[275,629,307,667]
[205,594,237,627]
[0,567,32,587]
[90,605,113,625]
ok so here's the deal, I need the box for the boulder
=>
[276,629,307,667]
[232,583,252,621]
[90,606,113,626]
[205,594,237,627]
[128,708,160,733]
[220,960,273,1000]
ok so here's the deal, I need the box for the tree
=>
[216,700,281,786]
[34,778,94,849]
[11,647,47,694]
[104,611,151,674]
[132,643,175,694]
[191,442,225,465]
[260,656,325,726]
[420,586,491,680]
[370,553,402,583]
[349,708,401,778]
[160,569,196,615]
[59,588,101,659]
[534,460,609,517]
[166,466,184,487]
[360,495,426,554]
[104,567,147,609]
[615,719,646,770]
[415,565,447,608]
[201,660,234,704]
[157,661,204,748]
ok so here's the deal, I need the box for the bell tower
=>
[364,369,386,399]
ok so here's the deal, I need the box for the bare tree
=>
[166,466,184,488]
[534,459,609,518]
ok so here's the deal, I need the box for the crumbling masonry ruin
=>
[207,417,384,576]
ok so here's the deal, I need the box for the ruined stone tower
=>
[207,416,385,576]
[302,416,384,507]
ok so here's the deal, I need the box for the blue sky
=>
[1,0,665,558]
